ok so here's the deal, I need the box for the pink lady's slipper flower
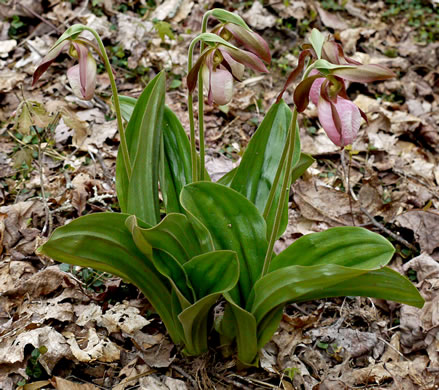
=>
[33,37,97,100]
[187,25,270,105]
[308,72,361,146]
[278,39,395,147]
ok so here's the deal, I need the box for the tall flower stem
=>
[83,26,131,179]
[262,129,291,220]
[187,38,201,183]
[261,108,298,276]
[197,11,213,181]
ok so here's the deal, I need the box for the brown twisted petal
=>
[187,47,214,93]
[277,49,313,104]
[32,41,70,86]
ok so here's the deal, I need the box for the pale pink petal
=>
[202,66,234,105]
[309,76,325,106]
[67,52,96,100]
[222,50,245,80]
[317,96,361,146]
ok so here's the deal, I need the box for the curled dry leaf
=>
[97,302,150,334]
[400,253,439,357]
[0,327,72,374]
[64,328,120,363]
[4,265,75,299]
[395,210,439,254]
[50,376,99,389]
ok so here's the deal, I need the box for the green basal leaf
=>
[310,29,325,59]
[295,267,425,308]
[230,100,298,239]
[183,250,239,300]
[178,251,239,355]
[150,249,195,307]
[256,306,283,349]
[126,71,166,225]
[291,153,314,184]
[270,227,395,272]
[223,293,259,366]
[129,213,202,265]
[37,213,182,344]
[250,264,424,324]
[211,9,249,29]
[181,182,268,305]
[116,73,163,212]
[160,107,193,214]
[217,167,237,187]
[118,95,137,122]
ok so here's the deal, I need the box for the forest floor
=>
[0,0,439,389]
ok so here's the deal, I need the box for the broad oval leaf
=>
[223,293,259,366]
[129,213,202,265]
[160,107,193,214]
[183,250,239,300]
[127,71,166,225]
[116,72,165,224]
[178,251,239,355]
[118,95,137,122]
[37,213,181,344]
[270,227,395,272]
[251,264,424,324]
[230,100,298,239]
[180,182,268,305]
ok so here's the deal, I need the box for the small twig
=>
[95,149,114,184]
[340,149,356,226]
[377,337,409,361]
[170,365,197,388]
[37,141,52,236]
[360,207,417,251]
[212,374,252,390]
[18,1,60,33]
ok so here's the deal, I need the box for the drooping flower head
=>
[33,34,99,101]
[277,30,395,147]
[187,17,271,106]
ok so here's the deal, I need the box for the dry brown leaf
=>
[4,265,74,299]
[50,377,99,390]
[0,69,25,93]
[0,327,71,374]
[316,5,348,30]
[139,375,188,390]
[97,302,150,334]
[243,1,276,29]
[293,178,364,226]
[395,210,439,254]
[64,328,120,363]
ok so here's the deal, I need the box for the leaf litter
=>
[0,0,439,388]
